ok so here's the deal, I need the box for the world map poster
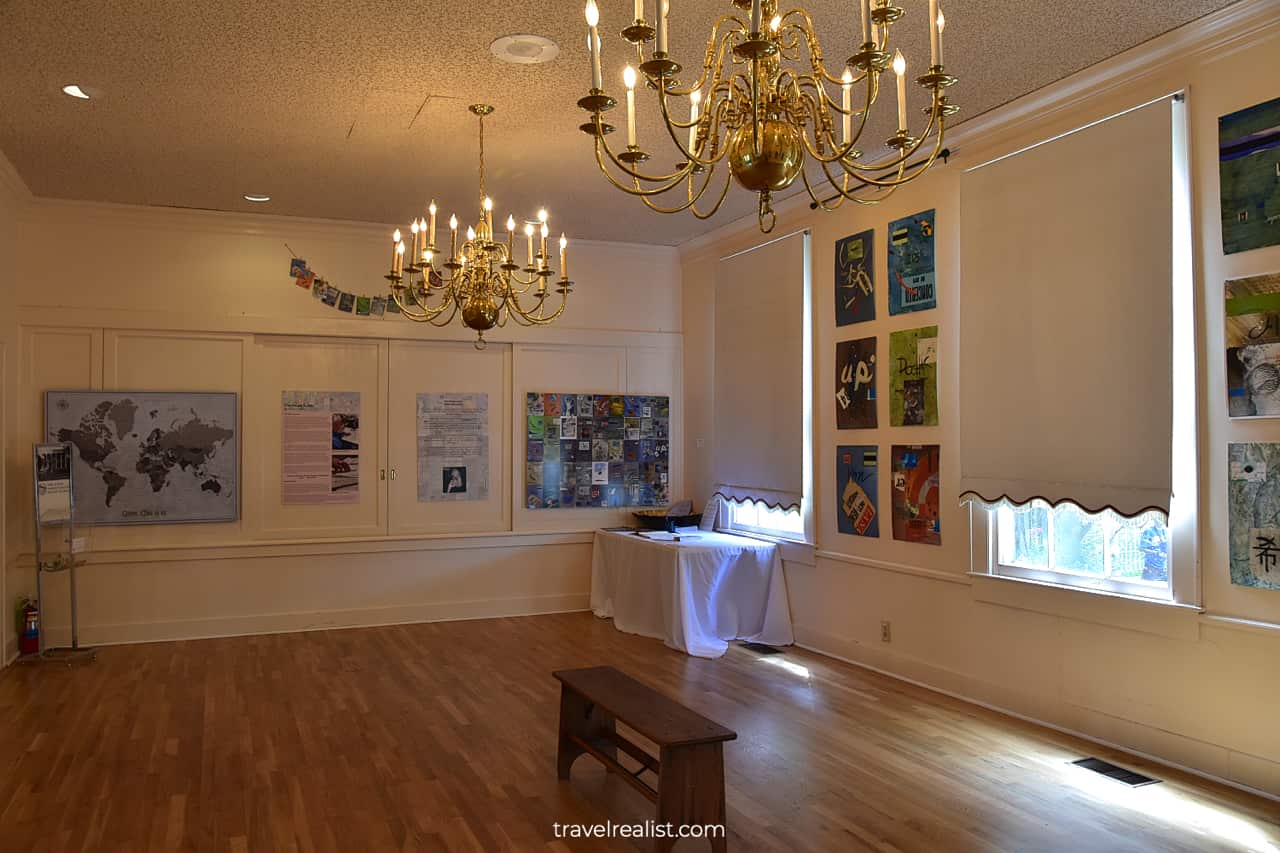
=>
[526,392,670,509]
[46,391,238,525]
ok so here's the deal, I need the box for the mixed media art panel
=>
[891,444,940,545]
[46,391,238,524]
[887,209,937,315]
[837,445,879,538]
[835,229,875,325]
[1219,96,1280,255]
[836,337,877,429]
[1228,442,1280,590]
[526,392,670,509]
[889,326,939,426]
[1225,271,1280,417]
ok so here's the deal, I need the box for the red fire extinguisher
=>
[20,601,39,656]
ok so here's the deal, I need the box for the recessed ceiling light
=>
[489,34,560,65]
[243,194,271,203]
[61,84,91,100]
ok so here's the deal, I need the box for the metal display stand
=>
[24,443,96,665]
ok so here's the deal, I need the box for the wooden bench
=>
[553,666,737,853]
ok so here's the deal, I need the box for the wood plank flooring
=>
[0,612,1276,852]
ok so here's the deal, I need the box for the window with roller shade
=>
[712,231,811,539]
[959,95,1197,600]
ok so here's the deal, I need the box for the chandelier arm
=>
[664,20,743,99]
[592,138,698,196]
[802,166,850,212]
[638,159,729,217]
[393,284,449,319]
[793,75,876,165]
[684,163,735,220]
[783,10,872,87]
[839,109,945,178]
[814,123,947,198]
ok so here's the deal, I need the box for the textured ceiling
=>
[0,0,1245,245]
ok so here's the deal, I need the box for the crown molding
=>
[677,0,1280,257]
[0,146,32,208]
[17,196,675,255]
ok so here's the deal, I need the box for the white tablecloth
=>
[590,529,794,658]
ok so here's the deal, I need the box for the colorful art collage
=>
[1219,95,1280,256]
[834,211,941,544]
[289,258,391,318]
[525,392,670,509]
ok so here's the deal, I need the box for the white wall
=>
[4,199,683,654]
[0,149,30,649]
[682,1,1280,797]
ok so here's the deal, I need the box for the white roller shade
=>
[713,232,807,509]
[959,98,1174,518]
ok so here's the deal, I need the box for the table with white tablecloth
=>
[590,529,794,658]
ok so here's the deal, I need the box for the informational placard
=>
[46,390,238,525]
[34,443,74,526]
[417,393,489,502]
[281,391,360,505]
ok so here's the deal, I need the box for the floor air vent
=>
[740,642,784,655]
[1070,757,1161,787]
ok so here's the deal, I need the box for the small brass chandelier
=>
[579,0,958,232]
[385,104,573,348]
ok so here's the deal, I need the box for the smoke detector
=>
[490,34,560,65]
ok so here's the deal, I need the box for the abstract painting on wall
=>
[1219,96,1280,255]
[891,444,940,545]
[525,392,670,509]
[837,445,879,537]
[889,326,938,426]
[835,229,875,325]
[1228,442,1280,590]
[836,337,877,429]
[1226,271,1280,417]
[888,209,937,315]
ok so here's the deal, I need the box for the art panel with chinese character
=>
[1228,442,1280,590]
[525,392,669,509]
[835,337,877,429]
[889,326,938,426]
[837,445,879,538]
[887,209,936,315]
[1225,271,1280,417]
[1219,96,1280,256]
[891,444,940,545]
[835,229,875,326]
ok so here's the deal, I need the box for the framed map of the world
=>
[45,391,239,525]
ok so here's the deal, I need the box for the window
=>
[724,498,804,540]
[995,502,1170,599]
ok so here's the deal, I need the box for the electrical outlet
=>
[71,537,88,554]
[880,620,891,643]
[696,438,705,448]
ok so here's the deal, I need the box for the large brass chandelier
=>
[579,0,958,232]
[385,104,572,348]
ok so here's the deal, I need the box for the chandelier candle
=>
[390,228,401,275]
[577,0,958,232]
[428,201,437,248]
[586,1,603,90]
[524,222,535,268]
[634,0,644,22]
[936,10,945,66]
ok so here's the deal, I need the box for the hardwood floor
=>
[0,613,1276,852]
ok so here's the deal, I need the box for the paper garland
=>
[289,257,394,318]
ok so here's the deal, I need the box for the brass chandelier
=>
[385,104,573,348]
[579,0,958,232]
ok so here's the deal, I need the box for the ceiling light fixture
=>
[243,194,271,203]
[383,104,574,349]
[579,0,958,232]
[489,34,560,65]
[61,84,91,100]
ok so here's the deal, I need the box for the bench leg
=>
[655,742,727,853]
[556,686,617,780]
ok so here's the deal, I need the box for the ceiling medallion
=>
[579,0,958,232]
[384,104,573,349]
[490,34,561,65]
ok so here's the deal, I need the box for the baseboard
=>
[793,625,1280,803]
[5,592,591,654]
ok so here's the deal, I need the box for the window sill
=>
[718,528,816,566]
[968,571,1202,640]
